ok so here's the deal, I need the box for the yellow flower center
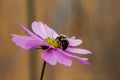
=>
[44,37,59,48]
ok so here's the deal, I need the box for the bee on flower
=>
[12,21,91,67]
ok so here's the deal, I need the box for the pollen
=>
[45,37,59,48]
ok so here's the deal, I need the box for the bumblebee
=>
[56,34,69,50]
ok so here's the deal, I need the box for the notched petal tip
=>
[76,57,90,65]
[80,58,90,65]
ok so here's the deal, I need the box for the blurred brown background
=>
[0,0,120,80]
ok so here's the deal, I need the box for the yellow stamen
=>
[45,37,59,48]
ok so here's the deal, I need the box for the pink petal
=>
[41,49,57,65]
[19,24,42,40]
[32,21,59,39]
[57,49,90,65]
[44,24,59,38]
[66,47,92,54]
[70,56,89,65]
[32,21,48,39]
[12,34,46,49]
[67,38,82,46]
[54,49,72,67]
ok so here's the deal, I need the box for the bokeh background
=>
[0,0,120,80]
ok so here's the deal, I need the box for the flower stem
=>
[40,61,46,80]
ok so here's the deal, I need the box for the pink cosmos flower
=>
[12,21,91,67]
